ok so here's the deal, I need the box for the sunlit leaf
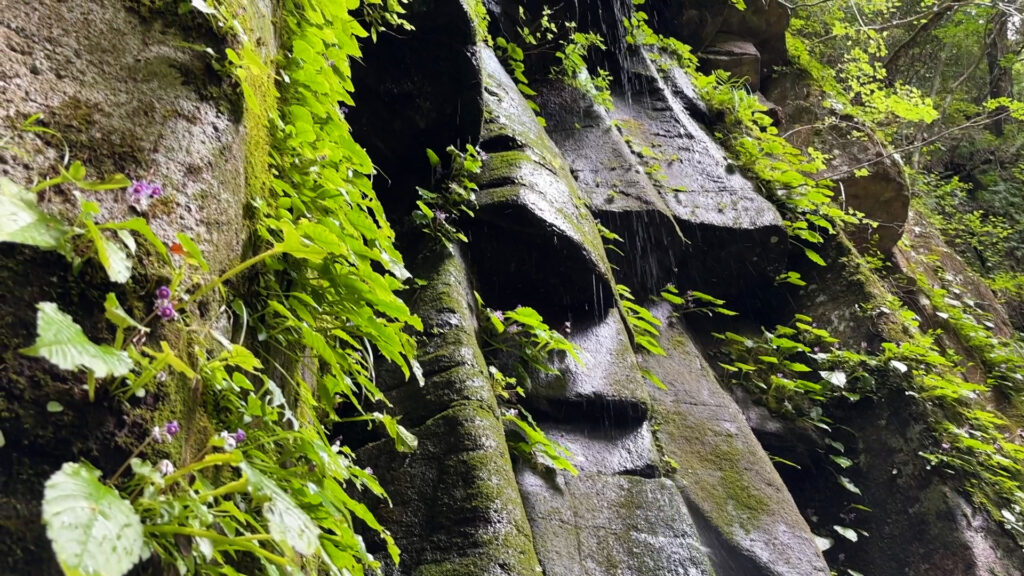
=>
[42,462,145,576]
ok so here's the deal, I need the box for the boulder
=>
[699,35,762,91]
[536,50,787,303]
[765,69,911,253]
[519,471,715,576]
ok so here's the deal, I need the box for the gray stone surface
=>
[518,470,715,576]
[643,303,832,576]
[536,51,786,299]
[700,36,762,91]
[360,249,543,576]
[469,47,616,319]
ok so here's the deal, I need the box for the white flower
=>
[156,459,175,476]
[219,431,237,451]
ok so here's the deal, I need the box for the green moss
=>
[655,408,773,534]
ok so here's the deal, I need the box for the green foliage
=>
[491,5,613,118]
[1,169,162,284]
[2,0,425,572]
[22,302,133,399]
[659,284,738,318]
[477,293,580,474]
[616,284,665,357]
[42,462,146,576]
[715,315,870,423]
[414,144,482,246]
[0,177,66,248]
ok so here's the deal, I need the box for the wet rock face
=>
[468,47,617,321]
[536,50,786,304]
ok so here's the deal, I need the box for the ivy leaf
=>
[42,461,146,576]
[21,302,133,378]
[0,177,67,249]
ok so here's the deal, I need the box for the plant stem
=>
[189,248,281,304]
[198,475,249,502]
[146,526,289,567]
[109,436,152,484]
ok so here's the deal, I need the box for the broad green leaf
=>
[243,464,321,556]
[191,0,217,14]
[833,525,858,542]
[22,302,133,378]
[0,177,67,249]
[104,293,145,331]
[838,475,862,495]
[42,461,146,576]
[100,218,169,264]
[84,221,132,283]
[820,370,847,388]
[830,455,853,469]
[175,233,209,272]
[804,247,826,266]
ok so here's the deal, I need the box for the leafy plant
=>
[476,293,580,474]
[413,144,482,247]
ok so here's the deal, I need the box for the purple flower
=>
[156,285,172,300]
[233,428,246,443]
[128,180,152,197]
[165,420,180,437]
[126,179,164,210]
[156,301,177,320]
[435,209,448,223]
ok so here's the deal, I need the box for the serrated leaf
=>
[804,247,826,266]
[0,177,67,249]
[42,462,145,576]
[22,302,133,378]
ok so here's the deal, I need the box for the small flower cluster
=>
[151,420,180,444]
[127,179,164,210]
[154,285,177,321]
[218,428,247,451]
